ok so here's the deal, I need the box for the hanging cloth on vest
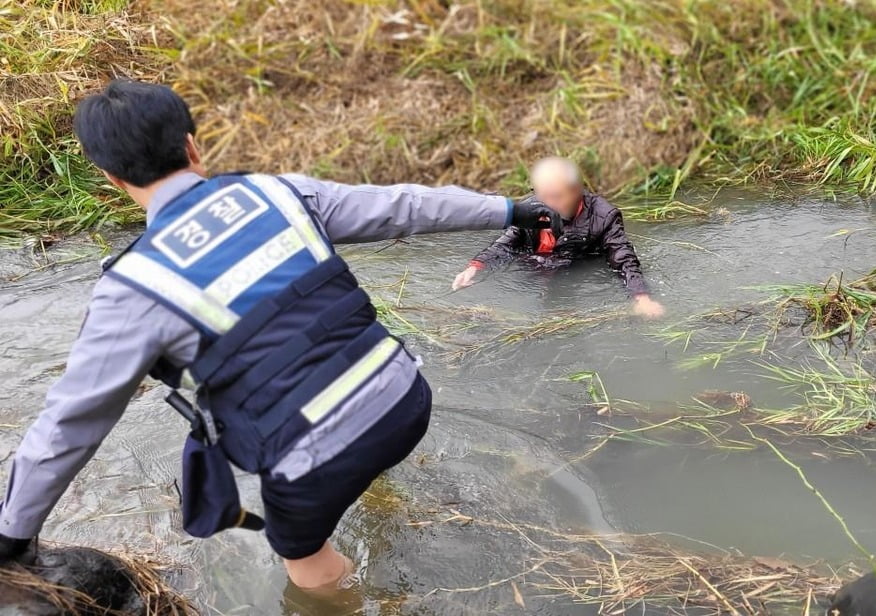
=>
[104,173,402,537]
[165,390,264,537]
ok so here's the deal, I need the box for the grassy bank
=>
[0,0,162,239]
[2,0,876,238]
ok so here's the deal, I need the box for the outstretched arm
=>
[0,278,176,539]
[472,226,527,269]
[601,208,648,295]
[598,203,664,318]
[281,174,512,244]
[452,227,528,290]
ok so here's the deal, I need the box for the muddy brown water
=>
[1,189,875,615]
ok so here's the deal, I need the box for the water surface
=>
[1,189,875,614]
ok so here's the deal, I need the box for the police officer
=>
[0,80,561,590]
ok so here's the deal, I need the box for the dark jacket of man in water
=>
[0,80,560,591]
[453,157,664,318]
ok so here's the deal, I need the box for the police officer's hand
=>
[0,533,31,564]
[829,571,876,616]
[511,198,563,238]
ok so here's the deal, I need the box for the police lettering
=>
[208,195,247,225]
[173,220,212,249]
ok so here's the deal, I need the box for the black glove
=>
[511,198,563,238]
[829,572,876,615]
[0,533,31,564]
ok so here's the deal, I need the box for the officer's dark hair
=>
[74,80,197,188]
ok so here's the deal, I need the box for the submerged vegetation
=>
[3,0,876,237]
[408,501,854,614]
[651,268,876,443]
[767,270,876,345]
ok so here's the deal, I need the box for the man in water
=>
[0,80,561,590]
[452,157,665,319]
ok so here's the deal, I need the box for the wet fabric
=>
[261,374,432,559]
[473,190,648,295]
[536,199,583,254]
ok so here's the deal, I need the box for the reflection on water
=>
[1,191,875,614]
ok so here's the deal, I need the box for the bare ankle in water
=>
[284,542,354,591]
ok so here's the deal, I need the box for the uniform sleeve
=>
[599,206,649,296]
[471,226,528,269]
[0,278,189,538]
[280,174,512,244]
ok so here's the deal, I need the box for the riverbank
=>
[2,0,876,239]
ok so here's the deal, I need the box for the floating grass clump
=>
[657,269,876,365]
[2,0,876,236]
[757,344,876,437]
[652,268,876,440]
[766,270,876,346]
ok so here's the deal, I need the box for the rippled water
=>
[1,189,875,614]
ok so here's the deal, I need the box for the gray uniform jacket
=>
[0,172,510,539]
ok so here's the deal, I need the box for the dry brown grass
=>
[0,0,692,193]
[153,0,698,192]
[0,0,168,156]
[419,512,849,614]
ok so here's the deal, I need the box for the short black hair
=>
[74,80,197,187]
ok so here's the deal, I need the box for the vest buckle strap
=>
[189,254,351,386]
[219,287,374,409]
[165,389,221,446]
[254,322,399,440]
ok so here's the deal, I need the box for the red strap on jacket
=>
[536,230,557,254]
[536,199,583,253]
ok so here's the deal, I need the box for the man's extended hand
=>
[632,294,665,319]
[829,572,876,616]
[511,198,563,238]
[452,265,480,290]
[0,533,31,564]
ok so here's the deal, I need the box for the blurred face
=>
[533,177,582,220]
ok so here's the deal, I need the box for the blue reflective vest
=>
[105,173,401,473]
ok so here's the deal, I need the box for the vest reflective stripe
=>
[247,174,331,263]
[180,369,197,391]
[203,227,306,306]
[301,337,401,424]
[112,251,239,335]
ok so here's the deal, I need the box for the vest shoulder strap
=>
[101,234,143,274]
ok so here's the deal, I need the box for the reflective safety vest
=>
[105,173,402,473]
